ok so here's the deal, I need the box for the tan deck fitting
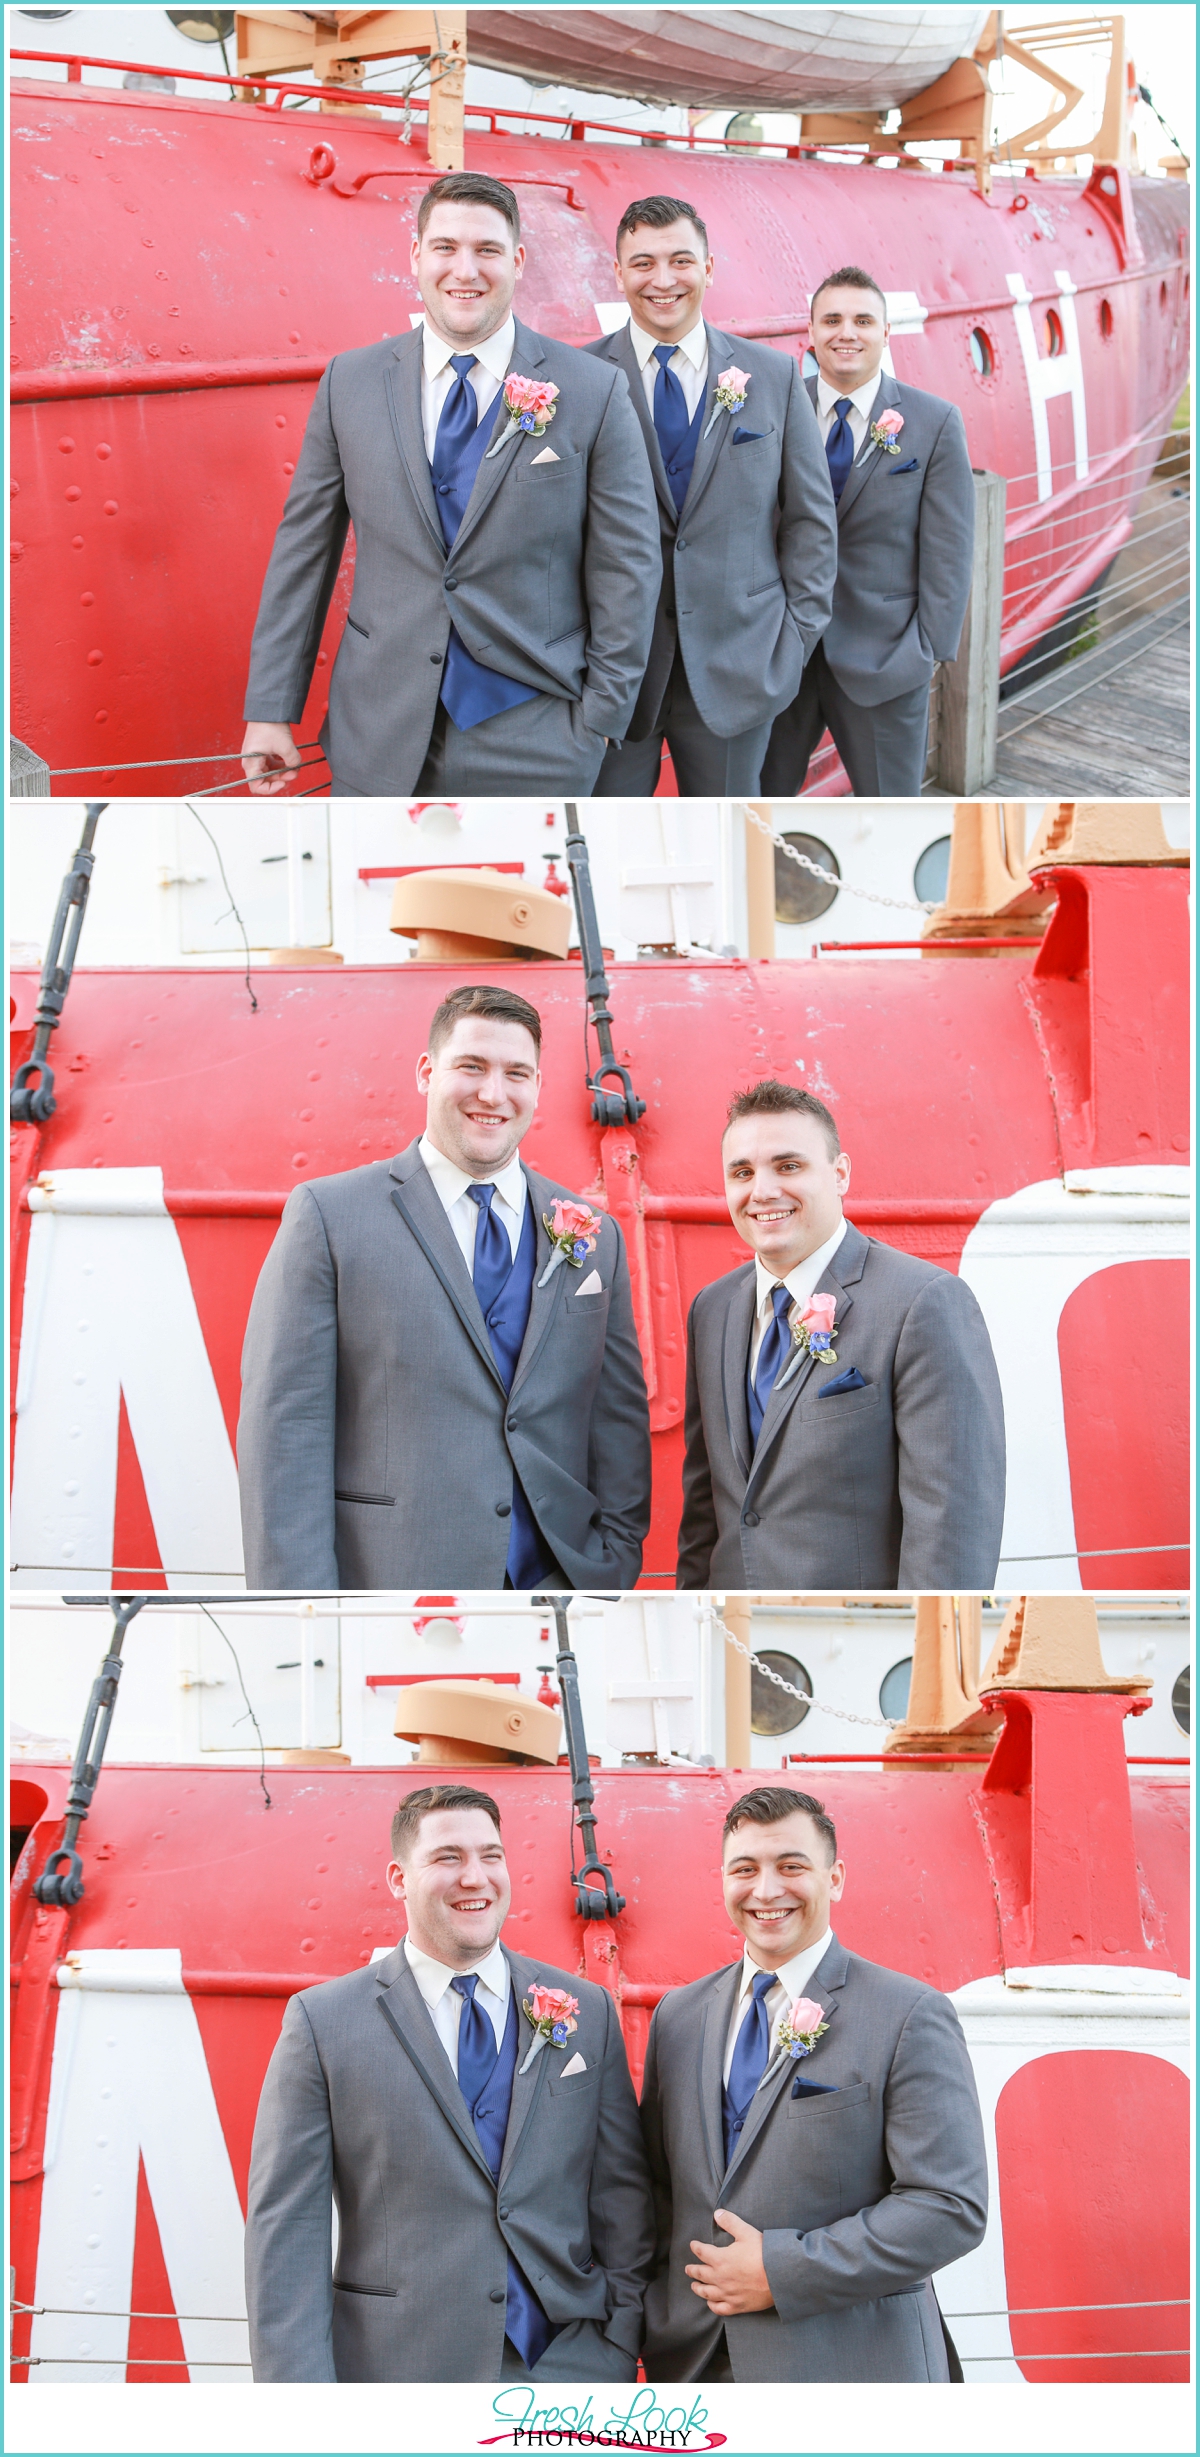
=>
[980,1594,1152,1694]
[390,867,572,961]
[884,1594,1000,1756]
[1027,802,1190,867]
[395,1677,563,1765]
[921,804,1053,945]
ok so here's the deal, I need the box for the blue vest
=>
[478,1194,553,1589]
[433,405,538,732]
[661,390,707,516]
[721,2078,751,2174]
[470,1983,558,2371]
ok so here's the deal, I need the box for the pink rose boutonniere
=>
[538,1198,602,1288]
[702,364,751,439]
[869,407,905,456]
[790,1290,838,1367]
[760,1997,831,2089]
[518,1984,580,2075]
[485,373,560,458]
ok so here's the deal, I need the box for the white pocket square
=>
[574,1270,603,1296]
[559,2052,587,2077]
[530,445,560,464]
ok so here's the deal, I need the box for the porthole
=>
[969,326,994,377]
[1043,309,1064,358]
[1171,1664,1190,1736]
[914,836,951,905]
[774,831,839,924]
[1099,298,1114,338]
[879,1658,913,1721]
[166,8,235,39]
[751,1649,812,1736]
[726,110,766,154]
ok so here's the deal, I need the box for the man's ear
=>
[386,1857,407,1902]
[415,1050,433,1097]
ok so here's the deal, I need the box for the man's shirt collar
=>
[736,1928,833,2005]
[405,1934,510,2005]
[421,313,517,385]
[817,366,884,423]
[628,313,708,372]
[419,1131,527,1217]
[753,1217,848,1317]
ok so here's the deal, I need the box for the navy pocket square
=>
[818,1367,868,1398]
[891,457,921,473]
[732,427,766,444]
[792,2076,838,2099]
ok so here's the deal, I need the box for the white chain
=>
[717,1618,901,1728]
[744,807,939,915]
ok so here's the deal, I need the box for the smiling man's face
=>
[412,201,525,347]
[418,1015,541,1177]
[722,1809,845,1971]
[722,1109,850,1274]
[615,214,713,349]
[810,282,890,393]
[387,1807,511,1967]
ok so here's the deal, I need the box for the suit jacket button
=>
[445,576,458,590]
[430,653,443,665]
[743,1509,760,1527]
[489,2288,505,2303]
[675,538,687,551]
[496,1502,512,1517]
[499,2206,510,2220]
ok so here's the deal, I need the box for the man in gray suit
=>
[238,982,650,1589]
[761,265,976,796]
[585,195,836,795]
[676,1080,1005,1588]
[246,1783,655,2381]
[640,1785,987,2382]
[240,171,659,796]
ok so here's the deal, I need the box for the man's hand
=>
[685,2209,774,2315]
[241,722,302,795]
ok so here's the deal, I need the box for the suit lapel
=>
[449,320,550,559]
[498,1955,554,2184]
[384,328,444,553]
[508,1172,572,1400]
[719,1266,757,1484]
[835,370,902,526]
[722,1940,847,2189]
[614,324,677,522]
[698,1962,742,2195]
[374,1951,496,2188]
[387,1146,504,1394]
[677,324,737,525]
[745,1225,869,1488]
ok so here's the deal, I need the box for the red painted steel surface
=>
[8,864,1189,1581]
[9,67,1189,790]
[8,1744,1189,2381]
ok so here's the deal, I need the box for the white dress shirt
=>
[815,367,884,455]
[628,313,710,421]
[418,1131,528,1269]
[405,1934,511,2068]
[419,313,517,463]
[722,1929,834,2085]
[748,1217,848,1375]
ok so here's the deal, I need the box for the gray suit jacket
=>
[246,1945,656,2382]
[810,371,975,707]
[584,321,836,740]
[639,1934,987,2383]
[244,317,661,791]
[238,1141,651,1589]
[676,1220,1005,1589]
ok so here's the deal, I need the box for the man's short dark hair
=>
[427,982,542,1059]
[391,1783,503,1860]
[417,171,521,243]
[811,264,887,319]
[615,194,709,255]
[722,1079,840,1158]
[723,1784,838,1864]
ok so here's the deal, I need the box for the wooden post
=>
[427,11,466,171]
[743,805,777,961]
[721,1598,753,1771]
[935,468,1006,794]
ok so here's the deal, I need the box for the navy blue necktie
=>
[467,1182,512,1318]
[826,395,855,501]
[451,1972,499,2114]
[653,342,693,512]
[748,1282,793,1446]
[431,352,479,483]
[726,1970,778,2135]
